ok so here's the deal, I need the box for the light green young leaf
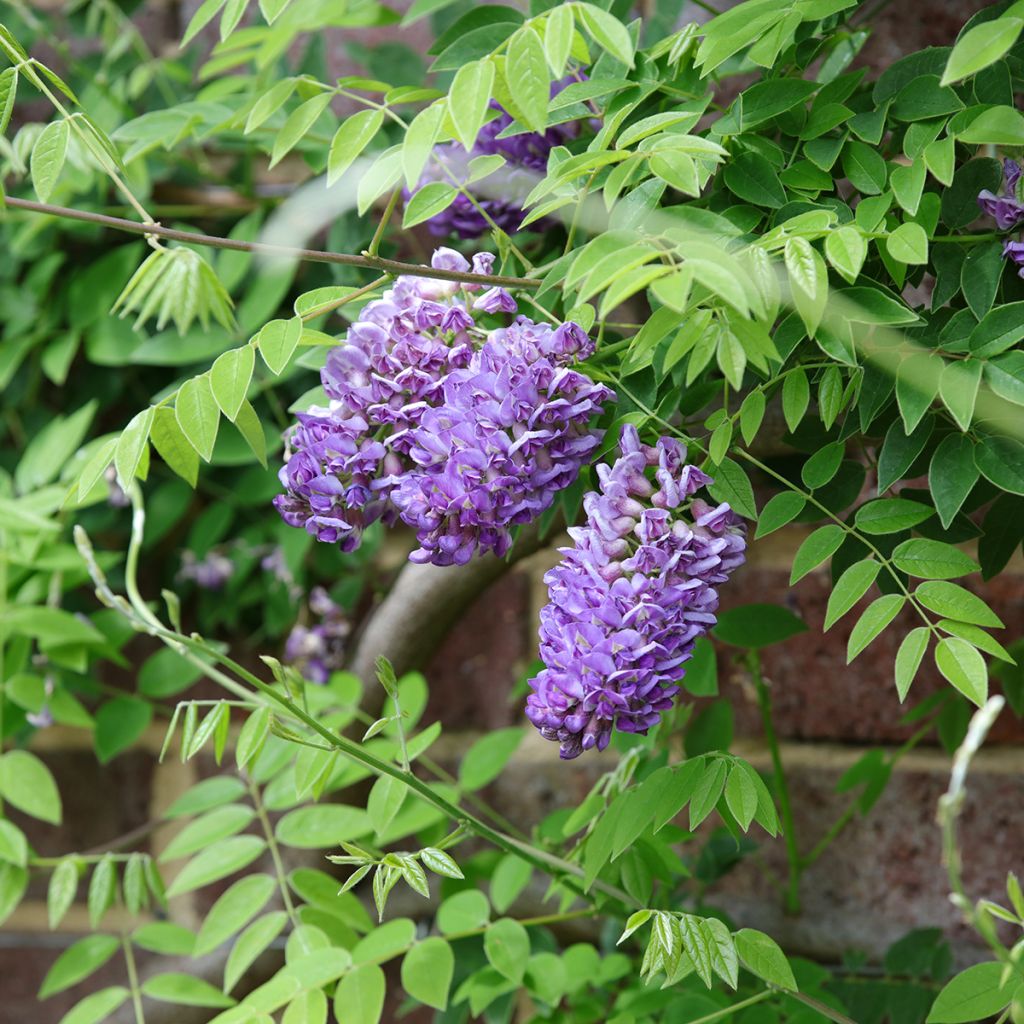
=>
[0,749,62,824]
[333,963,385,1024]
[149,406,199,487]
[484,919,530,984]
[785,237,827,335]
[258,316,303,375]
[48,858,80,929]
[195,874,277,956]
[575,3,635,67]
[449,60,495,151]
[915,581,1003,628]
[403,182,458,228]
[824,559,880,629]
[825,225,867,283]
[55,986,130,1024]
[506,27,550,133]
[402,103,445,190]
[40,935,120,998]
[734,929,796,990]
[895,626,930,702]
[327,109,383,186]
[847,594,905,662]
[544,7,574,75]
[401,937,454,1010]
[142,973,235,1008]
[175,375,219,461]
[224,912,288,993]
[934,637,988,706]
[0,68,18,137]
[31,119,69,202]
[210,345,255,421]
[941,17,1024,85]
[114,406,154,489]
[270,93,332,169]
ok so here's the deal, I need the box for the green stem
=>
[686,991,772,1024]
[248,778,300,927]
[749,652,801,915]
[122,935,146,1024]
[366,190,401,257]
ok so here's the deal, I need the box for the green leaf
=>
[543,7,573,75]
[942,18,1024,84]
[484,918,530,984]
[165,775,245,818]
[785,236,827,335]
[886,222,928,265]
[0,821,27,867]
[0,68,18,137]
[713,604,807,648]
[150,407,199,487]
[929,434,979,528]
[195,874,276,956]
[0,749,61,824]
[420,847,463,880]
[448,60,495,151]
[210,346,255,421]
[275,804,371,849]
[848,594,905,662]
[175,375,219,461]
[754,491,805,538]
[957,104,1024,145]
[165,836,267,897]
[825,225,867,283]
[781,368,809,432]
[0,861,27,926]
[724,764,758,830]
[334,963,386,1024]
[891,159,926,215]
[95,698,152,763]
[927,961,1018,1022]
[48,858,79,929]
[824,559,880,629]
[257,316,303,375]
[403,182,458,228]
[114,406,154,489]
[161,805,255,863]
[233,399,267,467]
[576,3,634,67]
[878,416,933,493]
[843,139,888,194]
[934,637,988,706]
[892,539,980,579]
[459,728,524,790]
[895,626,930,701]
[723,151,785,208]
[40,935,120,998]
[31,119,70,202]
[734,928,796,991]
[974,434,1024,495]
[86,856,116,929]
[855,498,933,534]
[801,441,844,489]
[939,359,982,430]
[790,524,845,583]
[142,973,235,1008]
[402,937,454,1010]
[245,77,297,133]
[327,109,384,186]
[225,912,288,994]
[402,103,445,190]
[916,581,1003,628]
[706,457,756,519]
[56,987,130,1024]
[437,889,490,935]
[962,242,1004,320]
[270,93,332,169]
[133,921,195,956]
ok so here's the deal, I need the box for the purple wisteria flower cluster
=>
[977,158,1024,277]
[525,425,747,760]
[413,75,584,239]
[274,247,612,566]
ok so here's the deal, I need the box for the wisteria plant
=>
[1,2,1024,1024]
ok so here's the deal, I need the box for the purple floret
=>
[274,247,612,565]
[978,158,1024,230]
[525,425,747,760]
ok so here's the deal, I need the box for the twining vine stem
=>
[2,197,541,289]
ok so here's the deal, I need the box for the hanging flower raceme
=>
[412,74,586,240]
[274,248,612,565]
[525,426,747,760]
